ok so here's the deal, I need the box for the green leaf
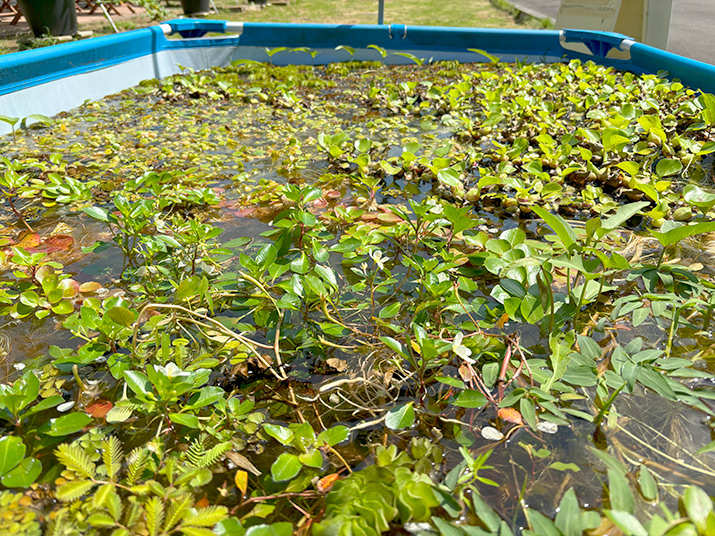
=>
[52,300,74,315]
[700,93,715,125]
[527,510,561,536]
[215,518,246,536]
[601,127,631,152]
[576,335,601,360]
[354,138,372,153]
[471,493,501,532]
[649,222,715,248]
[298,449,323,468]
[379,336,411,361]
[1,456,41,487]
[169,413,199,428]
[93,483,117,511]
[105,403,134,423]
[468,48,500,63]
[436,376,466,389]
[314,264,337,288]
[182,505,229,529]
[600,202,649,233]
[548,462,580,472]
[638,465,658,502]
[19,290,39,308]
[245,523,293,536]
[430,517,464,536]
[380,160,402,175]
[608,468,634,513]
[684,184,715,214]
[22,395,64,418]
[87,513,118,528]
[263,424,294,446]
[186,386,225,410]
[22,114,52,127]
[379,302,400,319]
[83,206,110,222]
[520,398,537,430]
[0,436,25,476]
[498,388,526,407]
[44,412,93,436]
[632,307,649,327]
[616,161,640,177]
[175,276,201,302]
[697,440,715,456]
[385,402,415,430]
[655,158,683,177]
[437,168,461,189]
[682,486,713,532]
[290,252,310,274]
[54,443,96,479]
[0,115,19,126]
[452,390,487,409]
[270,453,302,482]
[105,306,135,327]
[554,488,581,536]
[532,205,578,250]
[56,479,95,502]
[586,446,628,474]
[500,278,526,298]
[317,425,349,447]
[604,511,647,536]
[124,371,152,398]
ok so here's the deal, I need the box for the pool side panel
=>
[0,46,242,136]
[628,43,715,92]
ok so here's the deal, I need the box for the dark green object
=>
[180,0,210,14]
[17,0,77,37]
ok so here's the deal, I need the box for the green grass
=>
[208,0,541,28]
[0,0,545,55]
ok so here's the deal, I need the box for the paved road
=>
[508,0,715,65]
[668,0,715,64]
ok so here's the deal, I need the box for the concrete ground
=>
[0,4,145,38]
[667,0,715,64]
[507,0,715,65]
[0,3,190,53]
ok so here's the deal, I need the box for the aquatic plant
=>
[0,56,714,535]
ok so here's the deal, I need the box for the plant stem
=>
[665,304,680,358]
[7,194,33,233]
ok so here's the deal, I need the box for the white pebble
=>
[537,421,558,434]
[481,426,504,441]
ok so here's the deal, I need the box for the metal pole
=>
[99,2,119,33]
[378,0,384,24]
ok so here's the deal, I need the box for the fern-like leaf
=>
[164,493,193,532]
[92,482,115,510]
[126,447,150,485]
[55,479,95,502]
[55,443,96,479]
[180,528,217,536]
[186,438,231,469]
[164,455,177,487]
[184,505,229,527]
[185,435,207,468]
[145,496,165,536]
[44,509,68,536]
[102,436,124,481]
[106,487,123,522]
[87,512,117,529]
[123,498,142,529]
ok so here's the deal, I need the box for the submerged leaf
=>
[385,403,415,430]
